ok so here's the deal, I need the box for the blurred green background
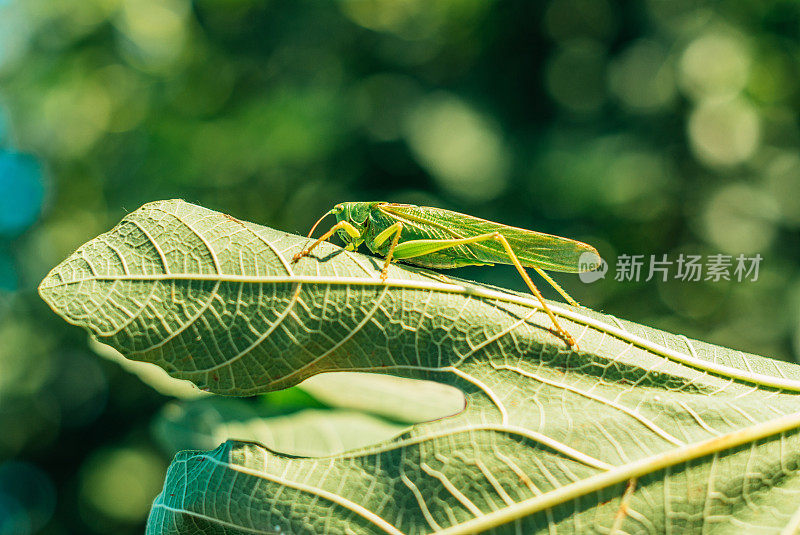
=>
[2,0,800,532]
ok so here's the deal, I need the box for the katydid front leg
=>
[291,221,362,264]
[388,232,579,349]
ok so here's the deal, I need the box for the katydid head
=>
[332,202,370,251]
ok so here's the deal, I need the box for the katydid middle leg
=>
[369,221,405,281]
[384,232,580,348]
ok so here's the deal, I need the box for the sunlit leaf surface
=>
[300,372,465,424]
[154,398,408,458]
[40,200,800,534]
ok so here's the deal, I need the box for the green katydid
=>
[291,201,602,348]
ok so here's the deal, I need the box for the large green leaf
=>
[39,200,800,534]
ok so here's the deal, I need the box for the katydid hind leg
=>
[385,233,579,348]
[532,266,580,307]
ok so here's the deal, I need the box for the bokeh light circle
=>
[0,461,56,534]
[404,93,511,202]
[545,39,607,115]
[688,97,760,167]
[680,31,751,99]
[80,447,166,525]
[0,152,45,235]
